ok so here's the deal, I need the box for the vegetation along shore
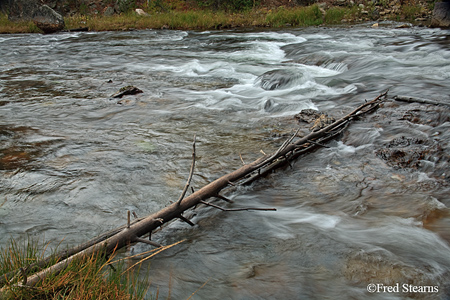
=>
[0,0,437,33]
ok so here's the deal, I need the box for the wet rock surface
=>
[371,101,450,181]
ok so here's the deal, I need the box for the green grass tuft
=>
[265,5,323,27]
[0,237,151,300]
[0,13,41,33]
[324,7,347,24]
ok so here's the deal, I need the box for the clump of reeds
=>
[0,237,150,300]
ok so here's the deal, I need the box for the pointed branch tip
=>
[134,237,163,248]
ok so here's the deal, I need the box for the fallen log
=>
[0,91,388,291]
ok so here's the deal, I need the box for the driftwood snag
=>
[0,91,388,292]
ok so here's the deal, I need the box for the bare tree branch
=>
[177,135,196,205]
[199,200,276,212]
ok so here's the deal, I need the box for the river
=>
[1,23,450,299]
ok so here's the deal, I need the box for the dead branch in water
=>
[0,91,388,292]
[393,95,450,107]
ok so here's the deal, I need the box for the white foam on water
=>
[261,207,341,239]
[335,141,357,155]
[228,40,288,64]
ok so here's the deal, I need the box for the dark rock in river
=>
[431,1,450,28]
[255,69,303,91]
[33,4,65,34]
[111,86,143,98]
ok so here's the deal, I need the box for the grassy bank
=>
[0,13,41,33]
[0,1,431,34]
[0,237,150,300]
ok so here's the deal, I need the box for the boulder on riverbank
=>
[431,0,450,28]
[4,0,64,33]
[33,5,65,34]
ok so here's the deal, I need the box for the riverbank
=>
[0,0,435,33]
[0,237,151,300]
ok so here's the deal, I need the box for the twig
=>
[199,200,276,212]
[306,139,330,148]
[177,135,196,205]
[239,153,246,165]
[133,237,162,248]
[215,194,234,203]
[186,278,211,300]
[177,214,195,226]
[274,127,300,157]
[0,197,6,208]
[394,95,449,106]
[120,240,185,274]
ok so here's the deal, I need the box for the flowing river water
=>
[1,23,450,299]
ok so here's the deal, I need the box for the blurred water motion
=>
[1,25,450,299]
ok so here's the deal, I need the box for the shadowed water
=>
[1,23,450,299]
